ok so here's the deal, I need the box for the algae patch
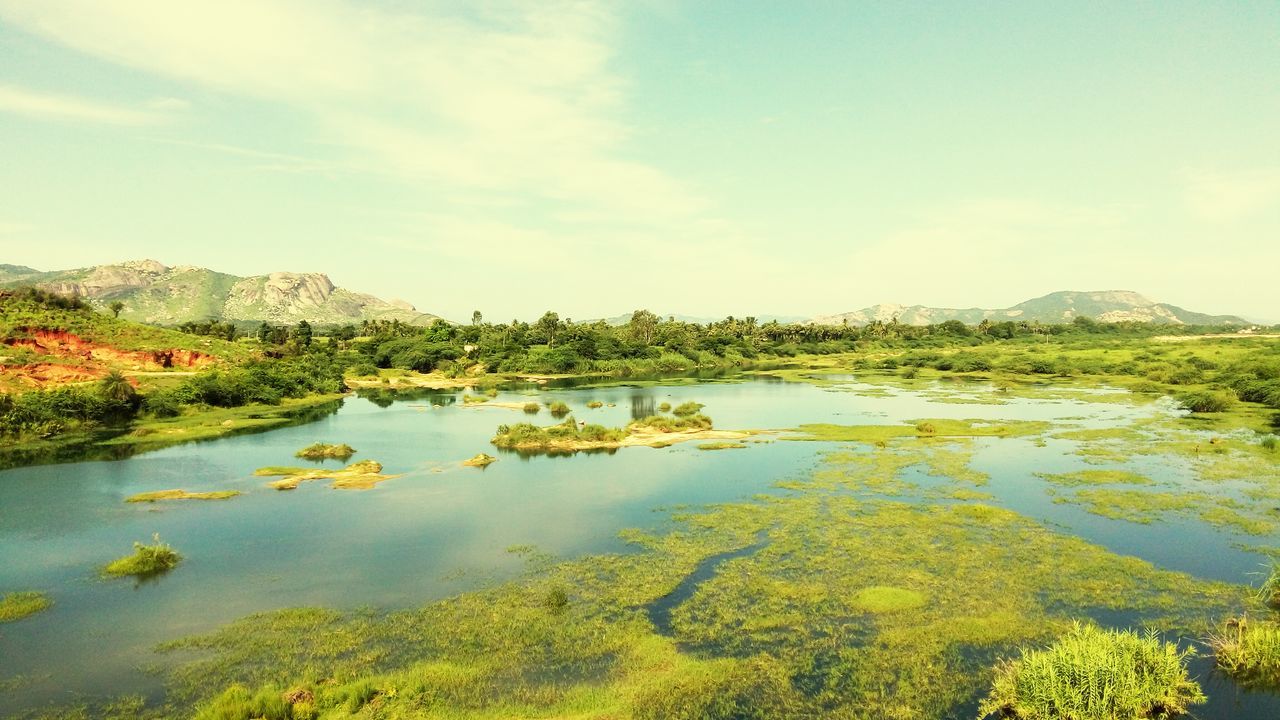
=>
[0,591,51,623]
[126,489,241,503]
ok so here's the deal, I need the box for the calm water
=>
[1,373,1277,717]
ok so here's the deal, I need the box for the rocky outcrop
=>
[0,260,443,326]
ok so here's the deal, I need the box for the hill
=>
[807,290,1248,327]
[0,259,443,327]
[0,287,248,392]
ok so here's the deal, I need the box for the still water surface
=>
[1,373,1276,717]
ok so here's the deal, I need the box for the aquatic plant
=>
[658,401,672,412]
[698,441,747,450]
[522,402,541,414]
[126,489,241,503]
[672,401,705,417]
[1211,617,1280,688]
[631,413,713,433]
[0,591,52,623]
[462,394,489,404]
[256,460,395,490]
[586,400,603,409]
[548,400,571,417]
[978,623,1204,720]
[103,534,182,578]
[294,442,355,460]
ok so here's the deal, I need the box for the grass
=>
[491,416,627,451]
[100,395,346,449]
[255,460,397,490]
[1212,618,1280,688]
[0,591,52,623]
[548,400,571,417]
[126,489,241,503]
[294,443,355,461]
[979,623,1205,719]
[102,535,182,578]
[698,441,747,450]
[1054,488,1276,535]
[850,586,926,613]
[672,401,704,417]
[462,394,489,404]
[586,401,603,409]
[522,402,540,414]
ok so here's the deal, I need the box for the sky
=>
[0,1,1277,323]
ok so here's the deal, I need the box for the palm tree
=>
[98,371,136,404]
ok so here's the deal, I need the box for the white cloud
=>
[0,1,703,224]
[1184,167,1280,222]
[0,83,162,125]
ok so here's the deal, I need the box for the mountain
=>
[0,260,443,326]
[807,290,1248,327]
[595,312,808,326]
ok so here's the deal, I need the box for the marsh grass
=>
[103,535,182,578]
[979,623,1204,719]
[1212,617,1280,689]
[789,418,1050,443]
[672,401,705,417]
[548,401,571,417]
[0,591,52,623]
[522,402,540,414]
[125,489,240,503]
[294,443,355,461]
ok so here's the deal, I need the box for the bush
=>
[1213,618,1280,688]
[979,623,1204,719]
[548,401,571,417]
[1178,390,1234,413]
[522,402,541,414]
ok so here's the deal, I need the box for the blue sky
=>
[0,1,1277,322]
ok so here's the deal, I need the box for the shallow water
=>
[0,373,1276,716]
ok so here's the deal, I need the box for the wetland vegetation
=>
[3,290,1280,719]
[101,536,182,579]
[0,592,51,623]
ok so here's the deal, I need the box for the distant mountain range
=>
[805,291,1248,327]
[0,260,442,327]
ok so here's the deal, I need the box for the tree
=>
[472,310,483,326]
[109,301,124,318]
[533,311,563,346]
[293,320,313,348]
[257,322,274,343]
[97,370,137,410]
[629,309,659,345]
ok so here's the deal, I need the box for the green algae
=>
[0,591,51,623]
[789,418,1050,443]
[1056,488,1277,535]
[1035,470,1154,487]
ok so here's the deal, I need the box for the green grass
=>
[979,623,1205,719]
[850,586,926,613]
[522,402,540,414]
[548,400,571,417]
[294,443,355,461]
[0,591,52,622]
[672,401,705,417]
[126,489,241,503]
[102,536,182,578]
[1213,618,1280,688]
[463,453,496,467]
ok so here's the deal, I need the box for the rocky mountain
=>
[0,260,442,326]
[807,291,1247,327]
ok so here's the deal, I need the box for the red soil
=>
[1,328,216,389]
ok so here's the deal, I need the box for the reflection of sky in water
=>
[0,375,1275,714]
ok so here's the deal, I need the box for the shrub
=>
[1177,390,1234,413]
[978,623,1204,720]
[548,401,571,417]
[522,402,541,414]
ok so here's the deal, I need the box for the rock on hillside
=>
[0,260,442,326]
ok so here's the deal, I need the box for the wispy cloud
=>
[0,1,705,226]
[0,83,165,125]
